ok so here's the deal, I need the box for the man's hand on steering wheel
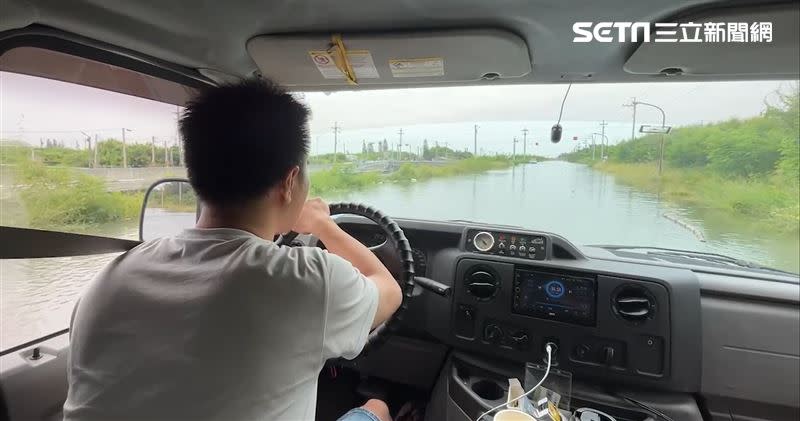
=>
[290,199,415,354]
[292,198,331,235]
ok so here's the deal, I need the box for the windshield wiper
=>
[589,245,795,275]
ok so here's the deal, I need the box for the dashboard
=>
[332,216,703,394]
[327,216,800,421]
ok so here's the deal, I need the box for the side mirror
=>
[139,179,199,241]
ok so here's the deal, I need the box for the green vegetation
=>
[388,157,515,183]
[594,162,798,232]
[309,157,518,197]
[14,161,141,229]
[0,139,181,167]
[309,166,383,196]
[3,142,523,229]
[561,85,800,233]
[307,144,476,164]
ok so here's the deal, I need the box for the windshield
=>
[299,80,799,274]
[1,72,798,349]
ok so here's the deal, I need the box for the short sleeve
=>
[321,252,379,360]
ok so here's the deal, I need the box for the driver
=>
[64,79,403,421]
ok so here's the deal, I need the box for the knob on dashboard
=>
[484,324,503,343]
[603,346,616,364]
[575,344,592,360]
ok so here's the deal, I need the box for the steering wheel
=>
[279,203,416,354]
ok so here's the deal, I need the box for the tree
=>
[362,139,367,154]
[423,139,430,160]
[97,139,124,167]
[126,144,152,167]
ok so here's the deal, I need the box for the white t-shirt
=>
[63,227,379,421]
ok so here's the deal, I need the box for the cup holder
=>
[471,379,504,401]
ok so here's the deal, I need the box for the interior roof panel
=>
[1,0,798,89]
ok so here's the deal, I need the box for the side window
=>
[0,48,196,350]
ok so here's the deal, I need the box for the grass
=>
[309,166,383,196]
[309,158,515,197]
[12,161,142,230]
[595,162,800,233]
[5,157,516,230]
[388,158,514,183]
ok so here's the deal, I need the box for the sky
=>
[1,71,796,158]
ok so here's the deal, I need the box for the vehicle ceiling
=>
[1,0,799,90]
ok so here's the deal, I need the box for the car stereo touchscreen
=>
[512,269,597,326]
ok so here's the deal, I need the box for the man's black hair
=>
[179,78,310,206]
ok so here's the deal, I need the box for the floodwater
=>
[2,161,797,349]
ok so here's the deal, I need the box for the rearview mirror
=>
[139,179,199,241]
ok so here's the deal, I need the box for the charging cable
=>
[476,343,554,421]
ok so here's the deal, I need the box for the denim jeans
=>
[336,407,382,421]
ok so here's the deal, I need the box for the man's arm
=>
[294,199,402,328]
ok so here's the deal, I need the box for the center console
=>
[451,230,676,388]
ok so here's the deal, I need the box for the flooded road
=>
[2,161,797,348]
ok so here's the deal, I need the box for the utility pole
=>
[164,139,169,167]
[631,100,667,175]
[332,121,341,162]
[473,124,479,156]
[599,120,608,159]
[177,137,183,167]
[81,131,92,167]
[121,128,129,168]
[151,136,156,165]
[521,128,529,157]
[512,136,519,161]
[94,134,99,167]
[175,105,183,167]
[397,128,404,161]
[622,97,637,142]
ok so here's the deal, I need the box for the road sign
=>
[639,125,672,134]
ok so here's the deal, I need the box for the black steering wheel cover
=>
[328,203,416,354]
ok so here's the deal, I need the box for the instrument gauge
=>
[473,231,495,252]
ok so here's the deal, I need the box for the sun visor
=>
[246,29,531,89]
[624,5,799,77]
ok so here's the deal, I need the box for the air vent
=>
[612,285,655,323]
[465,267,499,301]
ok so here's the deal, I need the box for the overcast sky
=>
[1,71,796,157]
